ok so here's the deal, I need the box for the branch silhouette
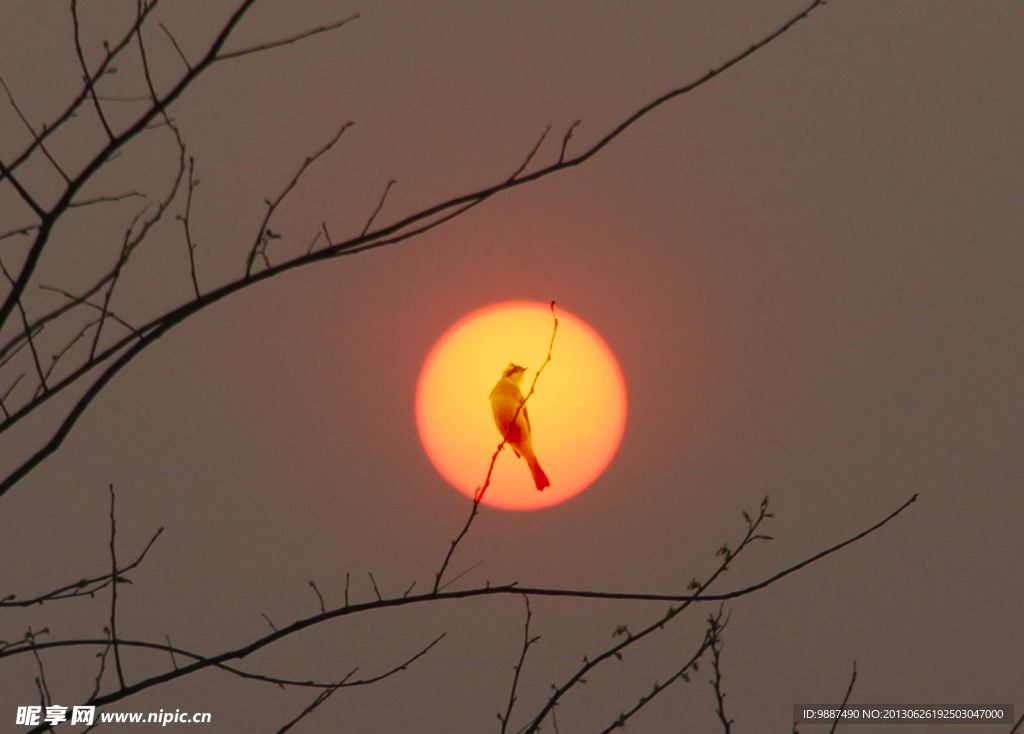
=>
[0,0,826,499]
[0,3,936,732]
[2,492,917,730]
[433,301,559,593]
[829,662,858,734]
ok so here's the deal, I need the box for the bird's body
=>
[489,363,550,491]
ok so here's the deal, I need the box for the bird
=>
[489,363,550,491]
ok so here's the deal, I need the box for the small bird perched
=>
[489,363,550,491]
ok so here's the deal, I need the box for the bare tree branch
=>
[245,121,354,276]
[829,662,857,734]
[18,630,444,734]
[498,596,540,734]
[1,521,162,608]
[0,0,826,498]
[2,495,915,717]
[596,611,724,734]
[107,485,127,689]
[158,22,191,71]
[558,120,580,165]
[507,125,551,182]
[308,581,326,614]
[275,687,341,734]
[434,302,559,594]
[0,77,70,184]
[38,285,140,337]
[361,179,396,237]
[71,0,118,141]
[368,573,383,602]
[216,14,360,61]
[1009,707,1024,734]
[0,158,46,220]
[68,192,144,208]
[519,499,771,734]
[0,372,24,419]
[710,611,733,734]
[0,0,259,343]
[0,223,39,242]
[179,156,201,298]
[1,0,161,188]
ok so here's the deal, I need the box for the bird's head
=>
[501,363,527,384]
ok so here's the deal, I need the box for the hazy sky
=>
[1,1,1022,732]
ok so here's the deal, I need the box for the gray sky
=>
[1,1,1022,731]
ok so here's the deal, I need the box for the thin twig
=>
[828,662,857,734]
[39,319,99,388]
[89,118,188,360]
[90,637,112,700]
[12,633,441,692]
[507,125,551,182]
[38,285,140,337]
[433,303,558,593]
[89,207,147,360]
[361,179,396,236]
[159,22,191,70]
[17,296,47,396]
[1009,707,1024,734]
[71,0,116,141]
[368,573,382,602]
[217,14,360,61]
[273,632,442,733]
[558,120,581,164]
[595,611,724,734]
[68,192,144,208]
[0,257,48,395]
[710,611,733,734]
[0,77,70,184]
[135,1,161,107]
[308,581,326,614]
[275,686,341,734]
[0,373,24,419]
[520,503,765,734]
[304,229,322,256]
[0,158,45,219]
[245,122,354,276]
[498,596,540,734]
[108,484,127,689]
[0,522,162,608]
[436,560,483,593]
[165,635,178,670]
[179,156,201,298]
[0,223,39,242]
[28,629,52,708]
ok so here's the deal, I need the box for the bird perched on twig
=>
[489,363,550,491]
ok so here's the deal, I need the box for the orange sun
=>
[416,302,627,510]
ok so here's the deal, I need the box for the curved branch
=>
[19,633,444,734]
[216,13,359,61]
[0,0,826,498]
[1,494,916,712]
[597,611,723,734]
[0,527,162,608]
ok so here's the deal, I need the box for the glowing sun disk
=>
[416,302,627,510]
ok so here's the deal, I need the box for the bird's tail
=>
[527,457,550,492]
